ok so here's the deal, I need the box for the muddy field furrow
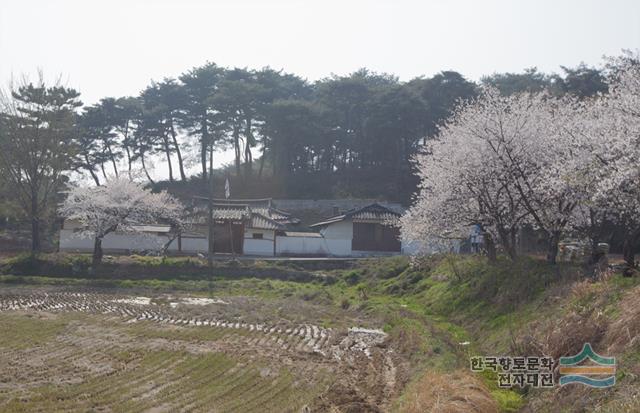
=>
[0,287,403,412]
[0,291,388,360]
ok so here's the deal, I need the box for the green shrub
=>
[343,270,361,285]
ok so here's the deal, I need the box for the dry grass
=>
[511,278,611,363]
[603,285,640,353]
[397,370,498,413]
[544,311,607,360]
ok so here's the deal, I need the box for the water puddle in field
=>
[112,297,152,306]
[169,297,230,308]
[109,296,229,307]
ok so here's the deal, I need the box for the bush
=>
[343,270,361,286]
[361,256,410,279]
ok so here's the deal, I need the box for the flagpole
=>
[225,175,236,260]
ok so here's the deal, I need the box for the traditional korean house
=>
[308,203,402,256]
[190,197,299,256]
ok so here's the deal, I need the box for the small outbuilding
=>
[309,203,402,256]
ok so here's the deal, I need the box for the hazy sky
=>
[1,0,638,175]
[2,0,639,105]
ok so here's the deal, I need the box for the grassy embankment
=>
[1,253,639,412]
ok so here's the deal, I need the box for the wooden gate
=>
[352,222,401,252]
[213,221,244,254]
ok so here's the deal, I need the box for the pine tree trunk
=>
[244,118,253,178]
[30,192,40,252]
[106,144,119,177]
[170,123,186,181]
[233,125,241,178]
[201,116,209,181]
[123,125,133,180]
[140,153,155,185]
[124,146,133,180]
[201,140,208,181]
[89,169,100,186]
[85,154,100,185]
[244,142,252,178]
[29,182,40,252]
[258,148,266,178]
[162,136,174,182]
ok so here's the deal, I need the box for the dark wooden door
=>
[213,222,244,254]
[352,222,401,252]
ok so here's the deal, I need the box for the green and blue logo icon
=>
[559,343,616,388]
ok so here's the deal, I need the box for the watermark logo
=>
[471,343,616,389]
[470,356,554,388]
[558,343,616,388]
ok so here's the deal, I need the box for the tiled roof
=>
[250,213,285,230]
[191,198,294,229]
[310,203,401,228]
[252,207,299,224]
[308,216,346,228]
[213,206,249,220]
[352,211,400,222]
[194,196,272,208]
[191,204,250,224]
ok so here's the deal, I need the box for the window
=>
[252,233,263,239]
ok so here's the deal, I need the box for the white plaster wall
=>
[276,236,327,256]
[245,229,274,255]
[60,229,167,252]
[244,228,275,240]
[244,239,274,256]
[318,220,353,256]
[59,229,92,251]
[320,220,353,239]
[243,229,275,256]
[180,237,208,253]
[323,238,352,256]
[275,235,352,256]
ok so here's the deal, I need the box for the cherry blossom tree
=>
[60,177,185,265]
[401,88,532,261]
[402,87,590,263]
[588,56,640,267]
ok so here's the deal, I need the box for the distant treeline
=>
[0,62,611,251]
[72,63,609,202]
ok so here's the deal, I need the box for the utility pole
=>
[207,147,215,268]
